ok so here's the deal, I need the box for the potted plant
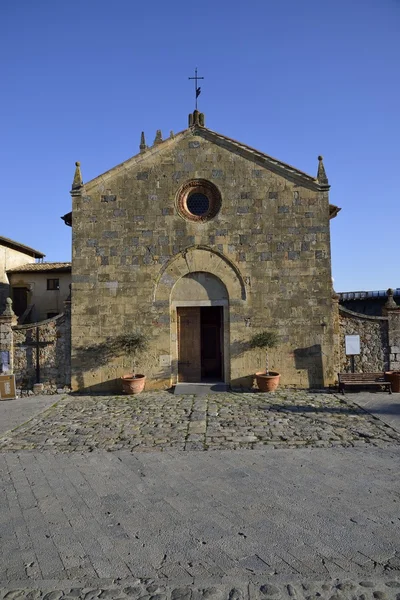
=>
[250,330,280,392]
[118,332,149,394]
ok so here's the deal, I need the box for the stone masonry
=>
[0,297,71,391]
[13,304,71,390]
[339,289,400,374]
[70,111,337,392]
[339,307,389,373]
[383,289,400,371]
[0,298,17,373]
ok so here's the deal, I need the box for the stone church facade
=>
[67,110,340,392]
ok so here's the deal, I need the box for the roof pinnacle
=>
[153,130,163,145]
[72,161,83,191]
[139,132,147,153]
[317,155,328,185]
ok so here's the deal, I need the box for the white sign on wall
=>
[345,335,360,356]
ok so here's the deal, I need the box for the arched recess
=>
[153,246,247,304]
[170,272,230,385]
[172,272,229,302]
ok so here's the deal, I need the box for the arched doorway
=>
[170,272,229,384]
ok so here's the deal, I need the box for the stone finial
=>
[139,132,147,153]
[317,155,329,185]
[72,161,83,191]
[385,288,398,310]
[153,130,163,145]
[188,110,205,127]
[1,298,16,320]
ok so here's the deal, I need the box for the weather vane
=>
[188,67,204,110]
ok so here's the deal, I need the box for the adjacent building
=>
[0,236,45,311]
[7,262,71,322]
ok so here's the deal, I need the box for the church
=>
[64,108,340,392]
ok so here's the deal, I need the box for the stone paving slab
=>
[0,391,399,452]
[1,448,399,584]
[348,394,400,434]
[0,396,59,437]
[1,577,400,600]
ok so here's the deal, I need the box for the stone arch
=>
[171,272,228,303]
[153,246,246,304]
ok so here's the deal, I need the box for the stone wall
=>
[339,307,389,373]
[383,292,400,371]
[71,118,336,391]
[12,307,71,390]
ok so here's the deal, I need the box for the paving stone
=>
[0,580,400,600]
[0,391,399,453]
[42,593,63,600]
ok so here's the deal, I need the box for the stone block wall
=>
[12,308,71,390]
[386,311,400,371]
[71,126,336,391]
[339,307,389,373]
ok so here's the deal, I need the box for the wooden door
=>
[177,307,201,382]
[201,307,223,380]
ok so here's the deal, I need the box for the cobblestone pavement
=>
[0,396,58,437]
[1,393,399,594]
[0,391,399,452]
[1,578,400,600]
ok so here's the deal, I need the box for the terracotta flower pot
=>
[255,371,280,392]
[386,371,400,393]
[121,374,146,394]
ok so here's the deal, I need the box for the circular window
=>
[176,179,221,222]
[187,193,210,216]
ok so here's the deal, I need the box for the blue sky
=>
[1,0,399,292]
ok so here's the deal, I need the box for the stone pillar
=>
[331,290,341,378]
[64,285,72,386]
[383,289,400,371]
[0,298,17,373]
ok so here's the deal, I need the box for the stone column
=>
[63,286,72,386]
[383,289,400,371]
[0,298,17,373]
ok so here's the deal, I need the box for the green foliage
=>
[113,333,149,357]
[250,331,279,350]
[77,332,149,373]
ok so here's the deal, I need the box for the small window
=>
[176,179,222,222]
[187,193,210,216]
[47,279,59,290]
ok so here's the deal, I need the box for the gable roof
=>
[0,236,45,258]
[197,127,327,190]
[62,117,341,224]
[7,262,71,274]
[78,124,330,192]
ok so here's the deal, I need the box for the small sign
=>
[0,351,10,372]
[0,374,17,400]
[345,335,360,356]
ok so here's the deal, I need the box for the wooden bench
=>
[338,372,392,395]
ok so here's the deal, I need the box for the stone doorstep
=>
[174,383,228,395]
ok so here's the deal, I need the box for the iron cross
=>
[188,68,204,110]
